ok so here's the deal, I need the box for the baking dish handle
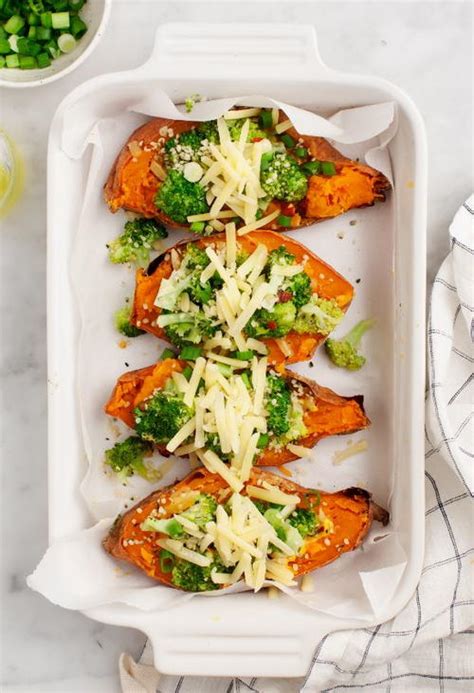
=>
[142,23,332,81]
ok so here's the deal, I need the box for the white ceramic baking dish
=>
[47,23,427,677]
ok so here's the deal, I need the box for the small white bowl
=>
[0,0,112,89]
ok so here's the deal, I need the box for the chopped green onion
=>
[28,26,37,38]
[257,433,269,449]
[4,15,25,34]
[294,147,308,158]
[301,161,322,176]
[159,347,176,360]
[0,27,7,40]
[179,345,202,360]
[27,13,40,27]
[5,53,19,68]
[255,209,263,220]
[8,35,19,52]
[69,0,86,9]
[40,12,52,28]
[166,518,184,538]
[280,134,295,149]
[36,26,52,41]
[0,38,10,54]
[321,161,337,176]
[240,372,251,389]
[57,32,75,53]
[189,221,205,234]
[19,54,37,69]
[277,215,293,227]
[45,39,60,59]
[216,363,233,377]
[36,51,51,68]
[51,11,70,29]
[53,0,69,10]
[69,15,87,38]
[259,109,273,129]
[160,549,175,573]
[17,37,41,56]
[0,56,5,68]
[260,152,273,171]
[182,365,193,380]
[233,350,254,361]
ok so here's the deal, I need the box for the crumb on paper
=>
[185,94,205,113]
[337,231,345,240]
[118,339,127,349]
[332,439,368,465]
[109,421,122,439]
[349,219,357,226]
[406,180,415,189]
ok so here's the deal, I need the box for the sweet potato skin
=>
[103,112,390,230]
[103,467,388,589]
[131,229,354,366]
[104,360,370,465]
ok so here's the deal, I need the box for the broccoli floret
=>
[245,302,296,339]
[134,392,193,445]
[188,275,213,305]
[260,152,308,202]
[226,118,266,142]
[284,272,312,309]
[164,313,217,347]
[267,246,296,269]
[104,436,158,481]
[107,218,167,266]
[265,373,292,436]
[180,494,217,530]
[196,120,220,144]
[164,130,205,169]
[155,170,209,224]
[287,508,320,538]
[204,433,231,461]
[325,318,375,370]
[278,394,307,445]
[183,243,211,269]
[294,296,344,336]
[114,304,144,338]
[171,556,230,592]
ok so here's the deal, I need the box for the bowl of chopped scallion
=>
[0,0,111,88]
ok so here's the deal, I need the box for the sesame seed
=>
[324,538,331,546]
[136,508,143,514]
[343,538,350,545]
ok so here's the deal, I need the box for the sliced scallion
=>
[19,55,37,69]
[4,15,25,35]
[5,53,20,68]
[321,161,337,176]
[51,12,70,29]
[277,214,293,227]
[280,134,295,149]
[57,32,76,53]
[259,110,273,129]
[179,345,202,360]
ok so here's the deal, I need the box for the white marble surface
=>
[1,1,472,690]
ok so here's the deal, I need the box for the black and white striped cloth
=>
[119,197,474,693]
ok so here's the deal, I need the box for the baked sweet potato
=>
[104,358,370,465]
[131,230,353,365]
[103,467,388,590]
[104,109,390,232]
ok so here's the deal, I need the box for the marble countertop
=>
[1,1,472,691]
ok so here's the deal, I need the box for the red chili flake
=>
[267,321,278,330]
[251,137,263,142]
[280,202,296,216]
[278,290,293,303]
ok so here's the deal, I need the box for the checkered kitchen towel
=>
[120,197,474,693]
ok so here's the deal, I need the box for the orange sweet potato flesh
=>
[103,467,389,589]
[103,111,390,230]
[131,230,354,366]
[104,360,370,465]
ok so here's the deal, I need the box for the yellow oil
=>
[0,130,24,219]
